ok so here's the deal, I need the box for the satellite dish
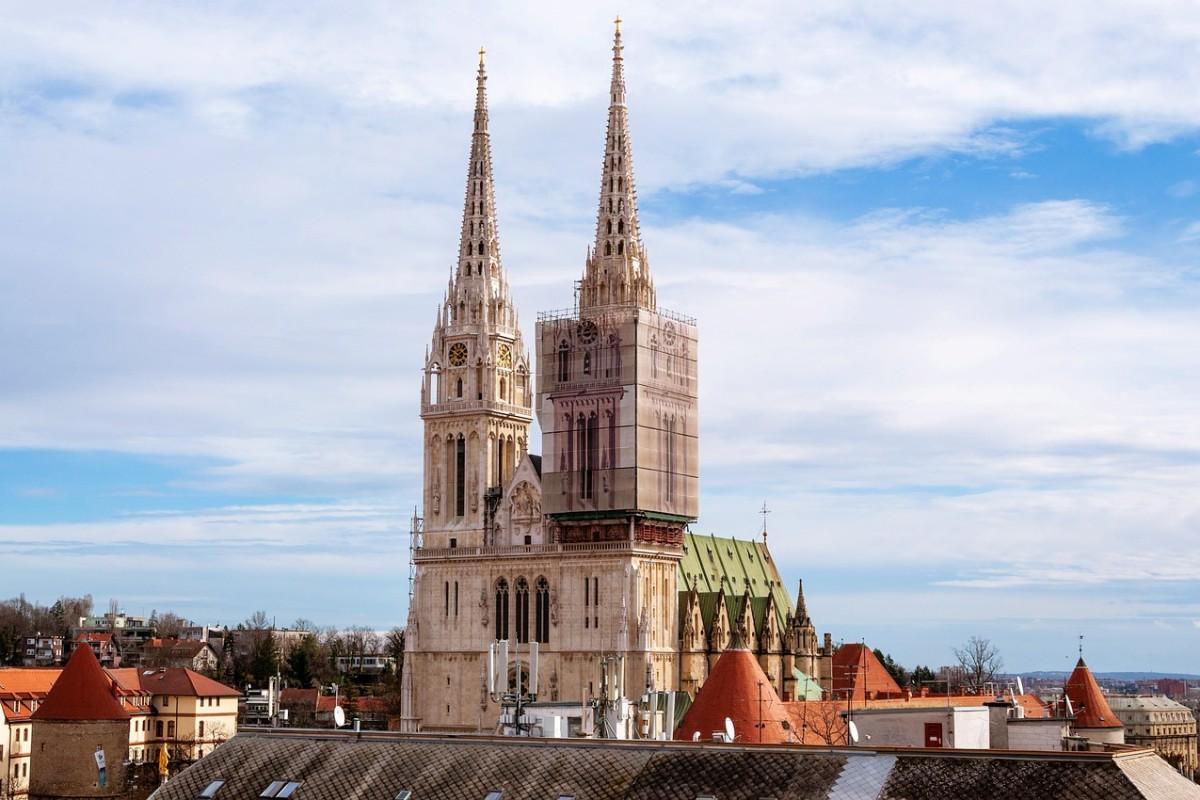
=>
[1064,695,1074,717]
[848,720,860,744]
[724,717,735,743]
[692,731,701,742]
[333,705,346,728]
[1016,676,1024,696]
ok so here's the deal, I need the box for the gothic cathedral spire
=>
[420,52,532,549]
[579,18,656,312]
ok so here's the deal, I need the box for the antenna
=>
[724,716,735,743]
[1078,634,1084,660]
[759,501,771,543]
[529,641,539,697]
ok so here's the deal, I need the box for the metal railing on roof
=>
[536,306,696,326]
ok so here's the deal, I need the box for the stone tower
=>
[536,18,699,542]
[420,49,533,550]
[30,645,130,799]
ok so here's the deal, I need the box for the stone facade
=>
[29,720,128,799]
[402,25,832,734]
[1109,695,1198,779]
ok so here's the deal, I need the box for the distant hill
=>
[1018,671,1200,681]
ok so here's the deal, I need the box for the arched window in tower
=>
[515,577,530,644]
[455,435,466,517]
[456,378,463,399]
[477,242,484,255]
[535,577,550,643]
[476,364,483,400]
[617,218,624,234]
[499,376,507,402]
[618,198,624,212]
[606,219,612,234]
[618,176,624,191]
[558,341,570,383]
[617,241,624,255]
[429,364,441,403]
[494,578,509,641]
[579,412,598,500]
[604,242,612,256]
[583,352,591,375]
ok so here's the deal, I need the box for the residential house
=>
[142,638,221,674]
[20,635,64,667]
[72,631,120,667]
[110,667,240,763]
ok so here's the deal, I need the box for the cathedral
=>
[401,22,832,734]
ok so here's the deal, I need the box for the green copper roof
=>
[792,668,824,701]
[677,532,793,638]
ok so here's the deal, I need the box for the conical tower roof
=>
[32,644,128,721]
[1064,657,1122,729]
[674,645,791,744]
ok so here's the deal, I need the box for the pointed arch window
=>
[618,176,624,191]
[617,219,624,234]
[583,352,591,375]
[515,577,530,644]
[455,435,466,517]
[604,242,612,256]
[477,242,484,255]
[558,341,570,383]
[456,378,463,398]
[535,577,550,643]
[606,220,612,234]
[495,578,509,641]
[617,241,624,255]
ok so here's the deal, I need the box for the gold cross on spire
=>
[478,46,486,67]
[614,15,622,34]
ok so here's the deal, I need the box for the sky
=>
[2,2,1199,674]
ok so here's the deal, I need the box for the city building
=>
[0,669,57,799]
[73,631,120,668]
[144,729,1200,800]
[20,635,64,667]
[403,22,831,735]
[1109,695,1197,779]
[0,658,238,797]
[109,667,240,762]
[141,638,221,674]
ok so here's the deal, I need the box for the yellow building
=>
[110,668,239,762]
[1109,695,1198,779]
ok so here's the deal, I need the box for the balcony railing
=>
[413,540,676,561]
[537,306,697,326]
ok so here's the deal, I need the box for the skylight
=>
[199,780,226,798]
[260,781,303,798]
[484,791,503,800]
[395,792,413,800]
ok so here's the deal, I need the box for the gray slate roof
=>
[150,731,1200,800]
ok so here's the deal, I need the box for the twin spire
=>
[456,47,501,284]
[452,20,655,312]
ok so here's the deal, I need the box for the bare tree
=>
[953,636,1003,691]
[154,611,188,638]
[292,618,316,632]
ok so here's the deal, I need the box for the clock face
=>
[662,321,677,346]
[497,343,513,368]
[448,342,468,366]
[578,319,598,345]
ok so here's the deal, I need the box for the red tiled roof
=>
[75,632,113,643]
[32,645,129,721]
[674,647,793,744]
[0,668,62,722]
[133,667,240,698]
[316,695,336,713]
[832,644,903,701]
[353,696,389,712]
[280,688,318,708]
[1064,658,1123,729]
